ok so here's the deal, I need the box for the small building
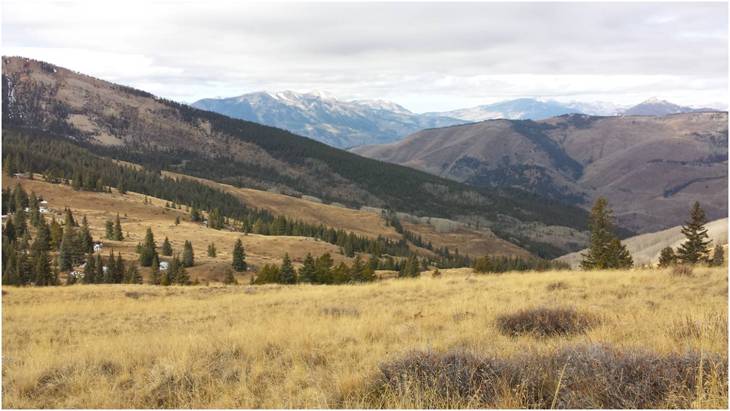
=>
[39,207,49,214]
[69,270,84,280]
[39,200,48,205]
[102,266,109,274]
[159,261,169,271]
[93,243,103,252]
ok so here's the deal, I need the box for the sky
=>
[2,1,728,112]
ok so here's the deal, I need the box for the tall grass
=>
[2,267,727,408]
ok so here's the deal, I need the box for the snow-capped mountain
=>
[424,98,582,121]
[622,97,718,116]
[191,91,463,148]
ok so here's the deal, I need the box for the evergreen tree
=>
[580,198,632,269]
[33,250,53,286]
[103,251,115,283]
[13,204,27,237]
[115,253,125,283]
[2,245,19,285]
[83,253,96,284]
[711,245,724,267]
[28,191,41,227]
[207,242,217,257]
[31,219,51,254]
[105,220,114,240]
[279,253,297,284]
[49,217,62,249]
[232,239,247,272]
[126,264,142,284]
[314,253,334,284]
[150,254,161,285]
[677,202,712,265]
[190,206,201,222]
[658,247,676,268]
[113,214,124,241]
[175,216,180,226]
[172,256,190,285]
[59,223,79,271]
[182,240,194,267]
[94,253,104,284]
[399,254,420,277]
[139,228,157,266]
[161,237,173,256]
[4,219,16,243]
[298,253,316,283]
[79,216,94,253]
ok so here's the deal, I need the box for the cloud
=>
[2,1,727,112]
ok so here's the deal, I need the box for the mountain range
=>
[353,112,728,234]
[192,91,464,148]
[193,92,721,148]
[1,56,591,258]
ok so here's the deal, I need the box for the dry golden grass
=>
[5,175,349,282]
[2,266,727,408]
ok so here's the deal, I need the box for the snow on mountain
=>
[192,91,463,148]
[424,98,582,121]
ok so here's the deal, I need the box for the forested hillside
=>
[1,57,592,257]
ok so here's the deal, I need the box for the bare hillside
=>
[354,113,728,233]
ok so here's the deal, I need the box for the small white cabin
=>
[93,243,103,252]
[159,261,170,271]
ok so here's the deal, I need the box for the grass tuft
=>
[496,307,598,337]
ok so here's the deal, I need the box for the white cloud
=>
[2,1,727,112]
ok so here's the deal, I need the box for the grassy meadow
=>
[2,266,727,408]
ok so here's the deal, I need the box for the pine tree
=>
[580,198,632,269]
[182,240,194,267]
[711,245,724,267]
[314,253,333,284]
[59,223,79,271]
[94,253,104,284]
[104,251,115,283]
[2,245,19,285]
[658,247,676,268]
[13,204,27,237]
[49,217,62,249]
[83,253,96,284]
[150,254,161,285]
[298,253,316,283]
[676,202,712,265]
[279,253,297,284]
[4,219,16,243]
[207,242,217,257]
[79,216,94,253]
[115,253,125,283]
[161,237,173,256]
[105,220,114,240]
[172,256,190,285]
[175,216,180,226]
[139,228,157,266]
[113,214,124,241]
[126,264,142,284]
[33,250,53,286]
[190,206,201,222]
[232,239,247,272]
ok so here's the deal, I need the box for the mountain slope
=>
[191,91,463,148]
[424,98,581,122]
[353,112,728,233]
[556,218,728,268]
[1,56,590,257]
[623,97,718,116]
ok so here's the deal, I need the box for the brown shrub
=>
[369,344,727,408]
[496,307,598,337]
[671,264,694,277]
[546,281,569,291]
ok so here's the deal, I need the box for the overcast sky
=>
[2,1,727,112]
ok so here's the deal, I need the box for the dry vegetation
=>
[2,266,727,408]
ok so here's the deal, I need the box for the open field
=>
[2,266,727,408]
